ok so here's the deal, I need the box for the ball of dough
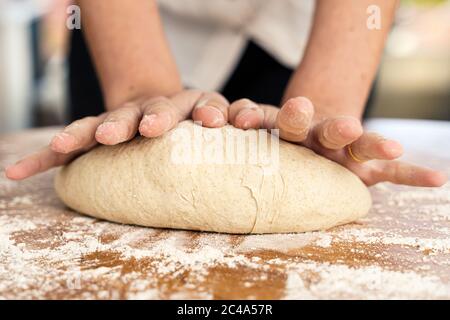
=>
[55,120,371,234]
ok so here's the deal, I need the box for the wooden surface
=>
[0,119,449,299]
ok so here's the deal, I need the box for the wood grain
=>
[0,122,449,299]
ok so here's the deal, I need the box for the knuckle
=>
[184,89,203,96]
[235,98,253,106]
[103,115,119,123]
[206,92,229,104]
[143,96,172,112]
[82,116,100,126]
[120,106,142,119]
[68,118,88,129]
[148,96,170,105]
[121,102,140,110]
[120,102,141,115]
[230,99,256,113]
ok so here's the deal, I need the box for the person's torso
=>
[157,0,315,90]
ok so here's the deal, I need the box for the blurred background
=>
[0,0,449,134]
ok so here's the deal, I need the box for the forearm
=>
[283,0,398,119]
[77,0,182,110]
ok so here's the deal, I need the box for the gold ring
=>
[347,145,365,163]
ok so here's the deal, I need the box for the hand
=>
[5,90,230,180]
[226,97,447,187]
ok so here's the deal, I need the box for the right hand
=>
[5,90,229,180]
[225,97,447,187]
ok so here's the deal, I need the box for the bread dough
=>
[55,120,371,234]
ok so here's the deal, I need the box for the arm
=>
[226,0,446,187]
[283,0,398,119]
[5,0,230,180]
[77,0,182,109]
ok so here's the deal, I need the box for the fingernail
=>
[242,120,252,129]
[139,115,158,134]
[206,107,224,126]
[236,108,259,129]
[280,108,309,129]
[335,122,352,137]
[384,140,403,154]
[96,122,117,136]
[388,146,403,155]
[51,132,76,153]
[52,132,70,142]
[142,114,158,126]
[238,108,254,118]
[236,108,254,120]
[140,113,172,136]
[195,99,208,109]
[4,164,17,178]
[145,113,172,131]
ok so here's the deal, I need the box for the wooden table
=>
[0,119,449,299]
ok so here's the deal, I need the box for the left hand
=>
[227,97,447,187]
[4,90,230,180]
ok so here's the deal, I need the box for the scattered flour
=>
[0,162,449,299]
[284,263,450,299]
[9,196,33,206]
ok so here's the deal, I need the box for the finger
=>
[367,161,448,187]
[350,132,403,162]
[5,147,78,180]
[50,114,107,154]
[313,116,363,150]
[95,104,142,145]
[139,97,179,138]
[228,97,315,140]
[170,89,204,118]
[192,92,229,127]
[229,99,265,130]
[139,91,204,138]
[275,97,314,142]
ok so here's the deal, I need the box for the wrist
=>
[102,60,183,109]
[283,82,366,121]
[105,80,183,111]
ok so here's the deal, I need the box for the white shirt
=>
[158,0,315,91]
